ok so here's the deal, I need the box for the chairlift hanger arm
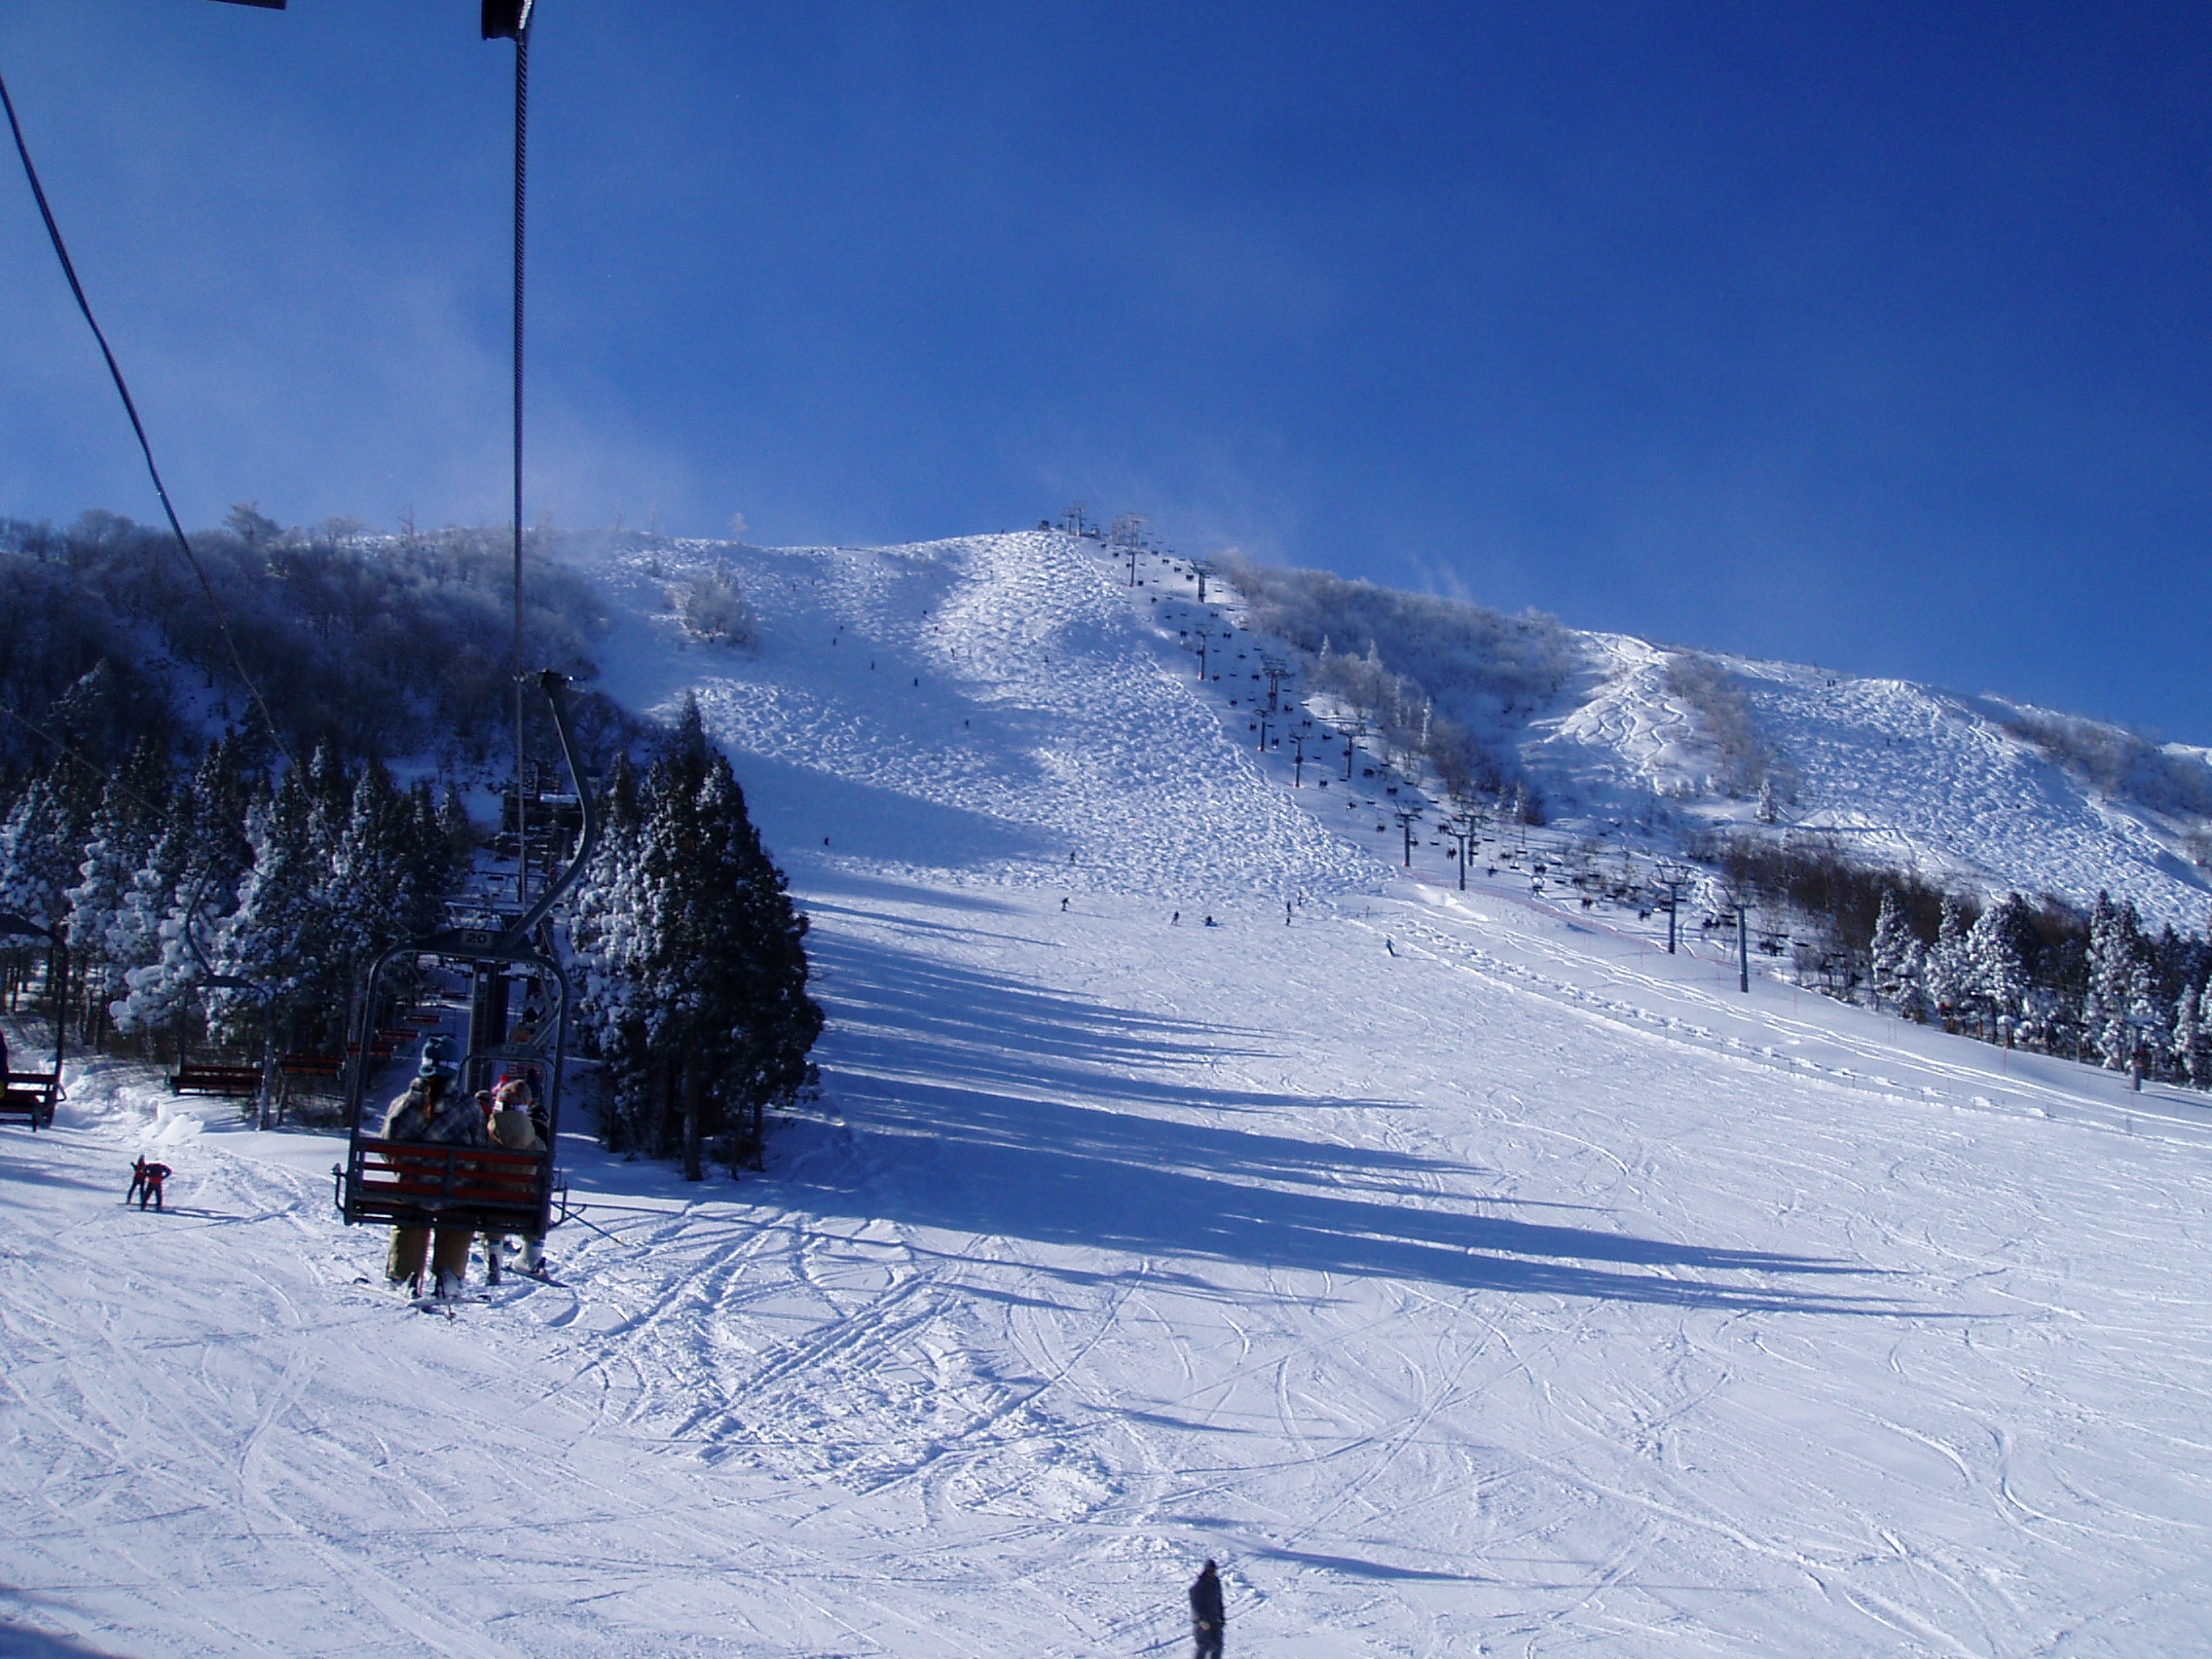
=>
[205,0,539,27]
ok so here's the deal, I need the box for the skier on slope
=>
[127,1156,171,1212]
[382,1040,484,1298]
[1189,1560,1226,1659]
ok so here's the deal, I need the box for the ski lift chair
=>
[0,912,66,1130]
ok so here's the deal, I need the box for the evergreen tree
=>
[571,705,819,1176]
[323,760,414,996]
[1868,890,1914,1013]
[0,772,92,930]
[1967,893,2031,1043]
[63,743,168,1028]
[2174,981,2208,1088]
[210,767,328,1052]
[1924,897,1972,1029]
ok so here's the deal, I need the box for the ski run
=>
[7,531,2212,1658]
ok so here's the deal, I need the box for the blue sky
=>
[4,3,2210,735]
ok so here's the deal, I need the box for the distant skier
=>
[1385,938,1397,956]
[1189,1560,1225,1659]
[127,1157,171,1212]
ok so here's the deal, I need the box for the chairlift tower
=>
[1656,860,1695,955]
[1393,804,1422,870]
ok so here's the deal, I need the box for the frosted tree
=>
[2083,893,2152,1070]
[1923,897,1972,1030]
[569,753,650,1145]
[1868,890,1914,1013]
[111,739,254,1047]
[1967,893,2031,1043]
[0,773,92,931]
[64,747,168,1028]
[322,762,415,995]
[208,769,327,1052]
[2173,981,2208,1088]
[1894,937,1930,1022]
[570,703,820,1176]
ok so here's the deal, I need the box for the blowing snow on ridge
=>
[7,528,2212,1659]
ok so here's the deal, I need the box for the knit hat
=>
[418,1035,458,1081]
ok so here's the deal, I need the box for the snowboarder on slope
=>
[1189,1560,1225,1659]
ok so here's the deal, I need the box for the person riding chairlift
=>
[382,1038,484,1299]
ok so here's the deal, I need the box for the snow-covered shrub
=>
[1220,556,1576,806]
[1665,653,1771,799]
[1993,705,2212,821]
[675,569,757,649]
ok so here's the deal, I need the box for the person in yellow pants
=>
[381,1040,484,1298]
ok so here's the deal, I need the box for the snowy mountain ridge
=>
[595,529,2212,927]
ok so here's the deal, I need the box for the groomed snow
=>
[7,532,2212,1658]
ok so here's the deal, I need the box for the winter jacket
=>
[1190,1568,1225,1629]
[489,1106,542,1152]
[383,1086,488,1148]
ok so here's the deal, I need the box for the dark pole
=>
[509,13,531,910]
[1292,732,1305,787]
[1737,901,1751,992]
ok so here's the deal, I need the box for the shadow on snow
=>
[790,933,1916,1315]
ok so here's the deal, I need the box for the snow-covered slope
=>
[8,531,2212,1659]
[1536,632,2212,925]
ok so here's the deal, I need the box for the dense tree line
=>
[570,699,822,1179]
[1698,830,2212,1086]
[0,733,468,1061]
[0,507,636,778]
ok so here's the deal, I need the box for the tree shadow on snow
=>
[0,1592,136,1659]
[791,936,1923,1315]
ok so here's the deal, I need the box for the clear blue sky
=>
[4,3,2209,735]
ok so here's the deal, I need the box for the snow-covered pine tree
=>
[570,754,651,1150]
[0,771,93,932]
[1924,897,1972,1031]
[322,760,415,1001]
[1967,893,2031,1044]
[2083,892,2127,1068]
[571,703,819,1177]
[1895,937,1930,1022]
[112,739,253,1049]
[2173,981,2208,1088]
[63,743,168,1038]
[1868,890,1914,1013]
[209,766,328,1053]
[2081,896,2157,1071]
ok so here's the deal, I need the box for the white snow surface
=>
[9,532,2212,1657]
[1534,633,2211,926]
